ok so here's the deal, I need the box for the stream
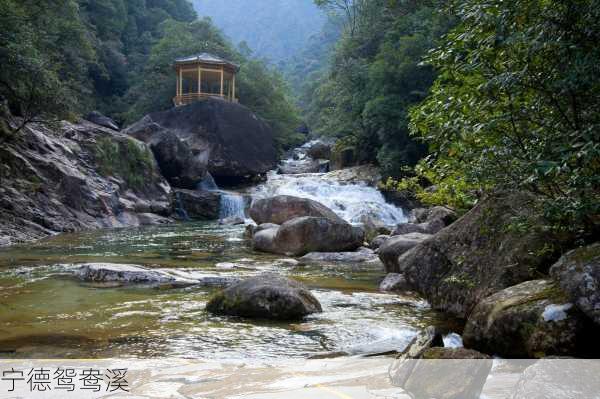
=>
[0,150,451,360]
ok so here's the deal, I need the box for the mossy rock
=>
[463,279,599,358]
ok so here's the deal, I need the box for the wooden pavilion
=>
[173,53,239,106]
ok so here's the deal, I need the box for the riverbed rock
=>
[85,111,119,131]
[322,165,381,186]
[75,263,195,287]
[425,206,458,226]
[511,359,600,399]
[270,216,364,256]
[381,189,423,212]
[219,216,245,225]
[391,220,445,236]
[378,233,432,273]
[278,158,322,174]
[399,191,567,318]
[174,189,220,220]
[379,273,411,292]
[125,99,277,186]
[299,247,379,264]
[549,243,600,325]
[305,140,332,160]
[369,235,390,250]
[249,195,344,225]
[252,227,280,253]
[0,116,172,247]
[463,279,597,358]
[390,349,492,399]
[359,214,392,240]
[206,276,322,320]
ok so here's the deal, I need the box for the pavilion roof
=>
[174,52,239,71]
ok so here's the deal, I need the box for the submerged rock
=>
[549,243,600,325]
[75,263,234,288]
[206,276,322,320]
[126,99,278,186]
[299,247,379,264]
[463,279,597,358]
[249,195,344,225]
[378,233,432,273]
[254,216,364,257]
[75,263,194,287]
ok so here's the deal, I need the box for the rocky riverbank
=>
[0,99,278,247]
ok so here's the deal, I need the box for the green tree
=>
[0,0,95,131]
[411,0,600,236]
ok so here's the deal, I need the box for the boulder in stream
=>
[378,233,432,273]
[549,243,600,325]
[206,275,322,320]
[253,216,365,257]
[463,279,598,358]
[174,189,221,220]
[249,195,344,225]
[398,191,568,318]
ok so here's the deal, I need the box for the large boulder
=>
[0,118,172,247]
[125,99,278,187]
[249,195,344,225]
[206,276,322,320]
[174,189,220,220]
[391,220,444,236]
[463,279,598,358]
[252,216,364,256]
[272,217,364,256]
[305,140,332,160]
[549,243,600,325]
[378,233,432,273]
[398,191,566,318]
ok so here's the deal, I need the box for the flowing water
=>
[0,151,451,360]
[251,171,407,225]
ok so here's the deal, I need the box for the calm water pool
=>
[0,222,449,359]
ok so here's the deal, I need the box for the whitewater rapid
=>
[251,170,407,226]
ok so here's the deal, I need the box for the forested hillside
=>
[0,0,303,149]
[191,0,326,64]
[308,0,599,238]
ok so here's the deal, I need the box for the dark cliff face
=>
[125,99,278,188]
[0,118,173,247]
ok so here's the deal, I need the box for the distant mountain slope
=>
[191,0,326,63]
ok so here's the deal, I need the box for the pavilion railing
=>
[173,92,238,106]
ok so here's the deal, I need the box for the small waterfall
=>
[219,193,246,219]
[252,172,406,226]
[174,191,190,221]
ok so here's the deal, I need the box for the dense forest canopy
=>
[306,0,599,237]
[191,0,326,65]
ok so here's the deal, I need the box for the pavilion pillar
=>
[220,67,224,97]
[197,66,202,95]
[178,67,183,98]
[232,74,236,101]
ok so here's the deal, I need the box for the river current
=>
[0,158,450,360]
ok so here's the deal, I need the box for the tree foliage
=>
[411,0,600,235]
[307,0,451,177]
